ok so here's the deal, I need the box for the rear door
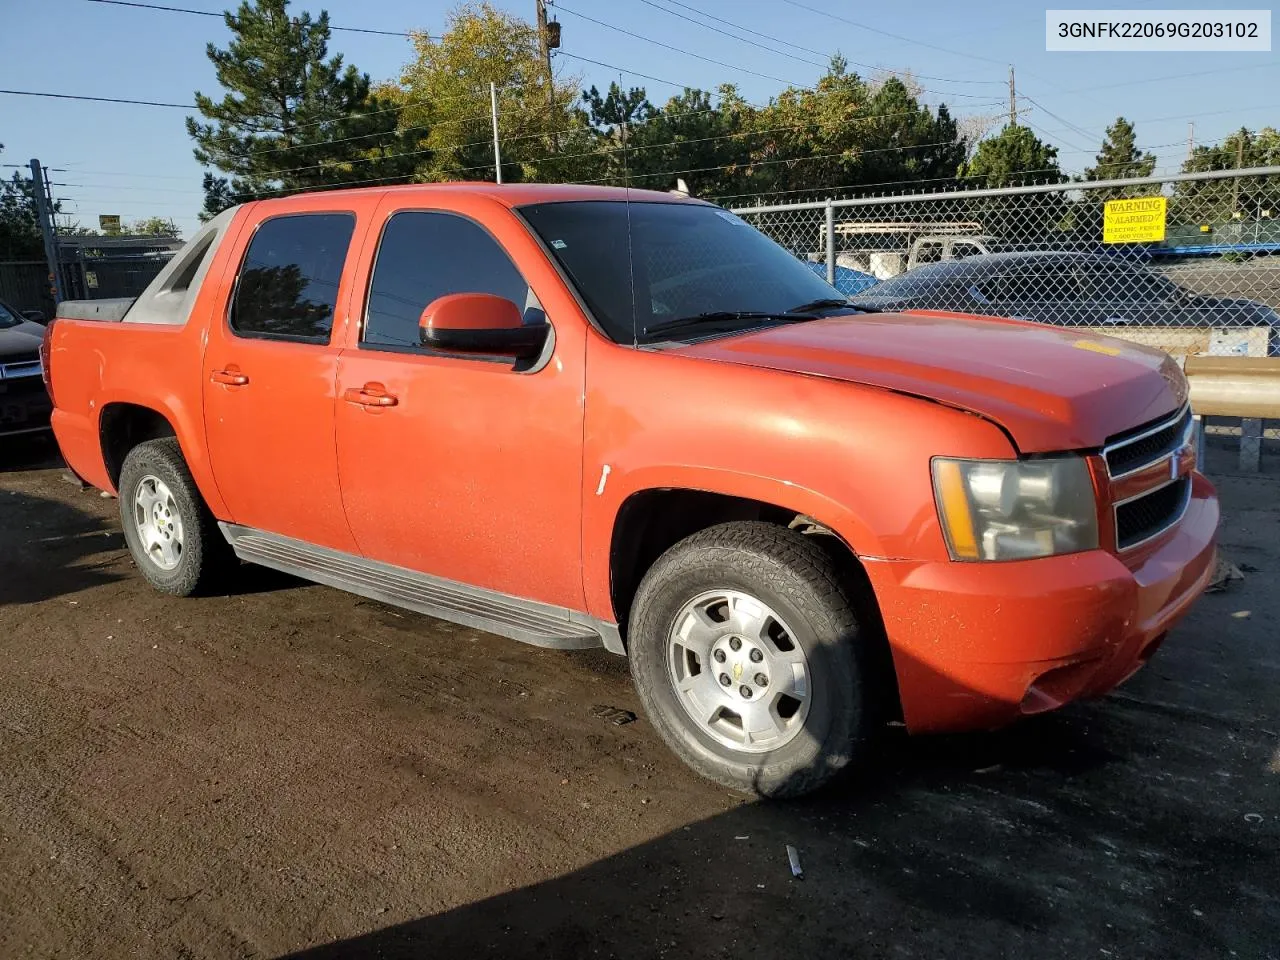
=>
[202,205,363,552]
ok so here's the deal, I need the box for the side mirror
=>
[21,309,45,323]
[419,293,547,361]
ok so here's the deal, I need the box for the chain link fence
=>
[733,167,1280,472]
[734,166,1280,359]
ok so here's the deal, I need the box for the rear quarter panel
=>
[48,206,252,515]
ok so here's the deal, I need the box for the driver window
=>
[363,211,540,350]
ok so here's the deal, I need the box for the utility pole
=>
[536,0,559,151]
[490,82,503,184]
[536,0,554,110]
[1008,65,1016,128]
[1186,121,1195,165]
[28,159,65,304]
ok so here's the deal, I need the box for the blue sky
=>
[1,0,1276,237]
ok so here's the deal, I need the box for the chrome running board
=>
[220,523,622,653]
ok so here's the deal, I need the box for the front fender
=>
[581,462,886,622]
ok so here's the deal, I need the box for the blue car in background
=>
[802,260,879,296]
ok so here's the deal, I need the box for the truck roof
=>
[244,182,706,212]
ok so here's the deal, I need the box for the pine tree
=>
[1085,117,1156,182]
[957,125,1066,247]
[186,0,412,215]
[959,124,1063,188]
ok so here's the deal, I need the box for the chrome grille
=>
[1115,476,1192,551]
[1104,405,1192,478]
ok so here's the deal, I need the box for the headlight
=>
[932,456,1098,561]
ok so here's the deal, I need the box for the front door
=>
[203,209,361,553]
[334,206,586,610]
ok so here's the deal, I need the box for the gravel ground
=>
[1,434,1276,960]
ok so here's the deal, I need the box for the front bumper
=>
[864,471,1220,733]
[0,375,52,437]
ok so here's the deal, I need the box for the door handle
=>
[211,369,249,386]
[343,384,398,408]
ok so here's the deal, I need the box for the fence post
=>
[1240,418,1263,472]
[28,158,65,304]
[824,200,835,285]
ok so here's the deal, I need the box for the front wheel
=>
[628,522,872,798]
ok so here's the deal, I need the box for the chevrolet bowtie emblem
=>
[732,662,743,681]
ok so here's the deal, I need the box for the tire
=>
[117,437,233,596]
[628,521,872,799]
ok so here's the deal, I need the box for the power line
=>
[560,6,1002,101]
[580,138,966,186]
[630,0,828,70]
[639,0,1006,87]
[780,0,1010,67]
[232,91,1003,184]
[708,148,1191,205]
[443,107,1001,178]
[84,0,411,37]
[642,0,830,60]
[0,88,193,108]
[555,5,806,86]
[1059,59,1280,95]
[1020,95,1101,145]
[557,51,697,92]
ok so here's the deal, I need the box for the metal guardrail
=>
[1185,357,1280,419]
[1185,357,1280,472]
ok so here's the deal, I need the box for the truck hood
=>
[674,310,1187,452]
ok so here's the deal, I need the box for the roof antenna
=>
[669,177,691,197]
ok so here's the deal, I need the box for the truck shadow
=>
[278,629,1275,960]
[0,432,63,473]
[0,488,126,606]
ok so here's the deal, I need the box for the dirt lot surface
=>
[1,435,1277,959]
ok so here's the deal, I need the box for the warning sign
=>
[1103,196,1167,244]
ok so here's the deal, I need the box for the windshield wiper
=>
[640,311,812,340]
[786,298,853,313]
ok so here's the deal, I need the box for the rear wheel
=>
[628,522,872,798]
[118,438,232,596]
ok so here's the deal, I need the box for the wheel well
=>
[100,403,177,489]
[609,489,901,721]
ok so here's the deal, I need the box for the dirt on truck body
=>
[41,182,1216,797]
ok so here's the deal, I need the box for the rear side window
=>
[364,211,535,349]
[231,213,355,343]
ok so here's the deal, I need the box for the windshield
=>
[520,200,847,343]
[0,301,20,329]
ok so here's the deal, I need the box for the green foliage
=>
[187,0,411,215]
[130,217,182,237]
[396,2,583,183]
[1174,126,1280,222]
[959,124,1063,188]
[1085,117,1156,183]
[956,125,1068,245]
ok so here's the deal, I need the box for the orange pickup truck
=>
[42,184,1218,797]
